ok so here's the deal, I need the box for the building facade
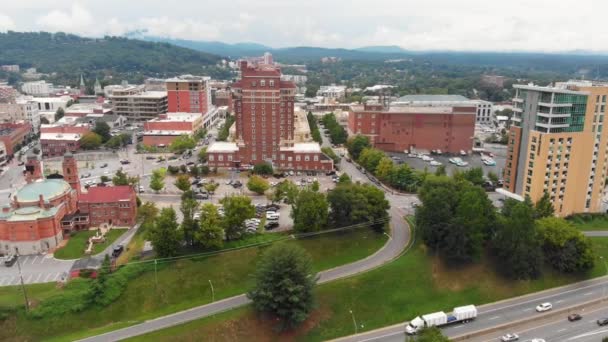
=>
[394,95,493,124]
[349,103,476,154]
[142,112,203,147]
[166,75,212,115]
[206,61,332,171]
[504,81,608,217]
[21,81,53,96]
[110,87,168,121]
[0,122,32,156]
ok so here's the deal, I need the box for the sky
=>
[0,0,605,52]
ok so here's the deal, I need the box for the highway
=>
[333,276,608,342]
[77,149,412,341]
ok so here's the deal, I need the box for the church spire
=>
[79,74,86,95]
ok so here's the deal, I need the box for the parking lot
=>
[0,254,74,286]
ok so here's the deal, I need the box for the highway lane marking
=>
[53,273,60,281]
[480,279,608,314]
[556,300,565,303]
[584,292,594,296]
[567,328,608,340]
[488,316,501,320]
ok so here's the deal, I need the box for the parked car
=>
[120,159,130,165]
[266,211,280,220]
[265,221,279,230]
[232,181,243,188]
[598,318,608,326]
[138,185,145,193]
[195,192,209,200]
[146,156,156,160]
[568,313,582,322]
[100,163,108,168]
[3,254,17,267]
[112,245,124,257]
[17,161,24,166]
[326,170,337,176]
[500,333,519,342]
[535,302,552,312]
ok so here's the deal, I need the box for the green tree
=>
[217,114,235,141]
[54,107,65,122]
[203,182,219,195]
[149,168,166,192]
[180,196,199,246]
[493,199,543,279]
[460,167,484,186]
[87,254,111,305]
[328,183,390,232]
[292,190,328,233]
[247,175,270,195]
[358,148,385,172]
[416,176,460,251]
[170,135,196,154]
[105,134,130,149]
[434,165,447,176]
[535,192,555,219]
[112,169,129,186]
[100,175,110,183]
[338,173,352,184]
[374,157,395,181]
[536,217,594,273]
[147,207,181,258]
[79,132,102,150]
[138,201,159,224]
[93,121,112,143]
[253,162,273,175]
[310,180,320,192]
[346,135,371,160]
[272,180,300,204]
[248,244,317,330]
[321,146,340,164]
[487,171,499,184]
[220,195,255,240]
[174,175,191,192]
[196,203,224,249]
[417,326,450,342]
[198,147,207,163]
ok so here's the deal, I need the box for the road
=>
[77,144,412,341]
[332,276,608,342]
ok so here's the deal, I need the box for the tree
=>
[310,180,320,192]
[93,121,111,143]
[346,135,371,160]
[54,107,65,122]
[79,132,102,150]
[434,165,447,176]
[338,173,351,184]
[374,157,395,181]
[87,254,111,305]
[198,147,207,163]
[40,117,50,125]
[487,171,499,184]
[170,135,196,154]
[195,203,224,249]
[460,167,484,186]
[321,146,340,165]
[147,207,181,258]
[493,199,543,279]
[174,175,191,192]
[535,192,555,219]
[112,169,129,186]
[100,175,110,183]
[105,134,130,149]
[536,217,594,273]
[180,196,199,246]
[204,182,219,194]
[138,201,159,224]
[253,162,273,175]
[358,148,385,172]
[149,168,166,192]
[247,244,317,330]
[416,176,460,251]
[247,175,270,195]
[272,180,300,204]
[221,195,255,240]
[328,183,390,232]
[292,190,328,233]
[417,326,450,342]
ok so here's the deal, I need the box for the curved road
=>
[78,156,411,341]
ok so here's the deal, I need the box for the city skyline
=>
[0,0,607,53]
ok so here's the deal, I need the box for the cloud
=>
[135,17,221,41]
[36,3,95,35]
[0,13,16,32]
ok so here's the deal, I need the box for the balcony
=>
[536,122,569,129]
[539,101,572,108]
[537,112,571,118]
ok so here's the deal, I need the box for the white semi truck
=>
[405,305,477,335]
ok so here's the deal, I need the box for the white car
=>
[535,302,552,312]
[421,155,432,162]
[266,211,280,220]
[500,333,519,342]
[430,160,442,166]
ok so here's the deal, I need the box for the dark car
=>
[326,170,337,176]
[598,318,608,326]
[18,161,24,166]
[232,181,243,188]
[4,254,17,267]
[568,313,582,322]
[120,159,130,165]
[146,156,156,160]
[265,221,279,230]
[100,163,108,168]
[112,245,124,257]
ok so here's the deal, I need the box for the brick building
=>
[207,61,332,171]
[166,75,212,114]
[0,154,137,255]
[40,124,90,157]
[348,103,476,154]
[142,112,203,147]
[0,122,32,156]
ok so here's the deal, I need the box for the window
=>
[209,155,214,161]
[269,80,274,87]
[260,80,266,86]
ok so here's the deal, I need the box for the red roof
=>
[79,186,134,203]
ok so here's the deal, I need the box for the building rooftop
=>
[0,205,60,222]
[207,142,239,153]
[16,179,72,202]
[397,95,470,102]
[149,113,202,123]
[143,130,192,136]
[40,132,82,141]
[283,142,322,153]
[112,91,167,98]
[79,185,134,204]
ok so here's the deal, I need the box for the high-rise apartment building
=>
[504,81,608,216]
[166,75,212,114]
[206,61,332,171]
[110,86,168,121]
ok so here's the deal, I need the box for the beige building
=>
[504,81,608,217]
[110,87,168,121]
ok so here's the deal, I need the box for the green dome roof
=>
[16,179,72,202]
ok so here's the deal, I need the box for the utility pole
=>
[15,256,29,312]
[154,259,158,289]
[209,279,215,302]
[349,309,358,334]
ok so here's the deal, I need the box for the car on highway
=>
[535,302,552,312]
[568,313,582,322]
[500,333,519,341]
[598,318,608,326]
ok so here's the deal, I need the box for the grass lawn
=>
[53,229,127,260]
[126,234,608,342]
[568,215,608,231]
[0,228,386,341]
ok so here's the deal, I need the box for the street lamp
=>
[349,309,358,334]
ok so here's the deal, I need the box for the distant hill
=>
[0,31,222,76]
[355,45,409,54]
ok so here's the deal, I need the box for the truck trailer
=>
[405,305,477,335]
